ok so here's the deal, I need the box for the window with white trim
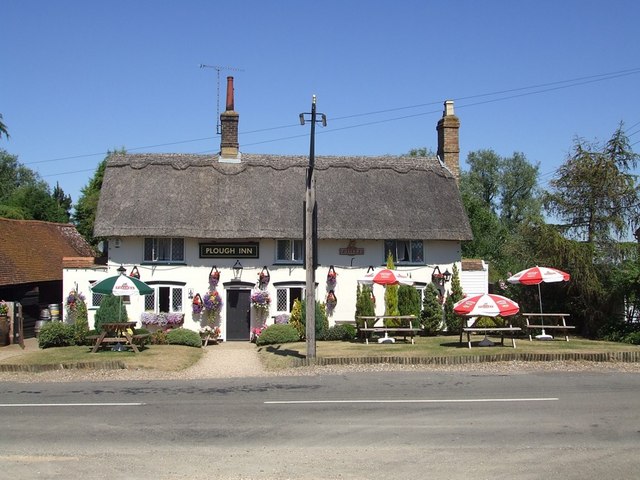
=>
[276,286,304,312]
[384,240,424,264]
[276,239,303,263]
[144,285,184,313]
[144,238,185,263]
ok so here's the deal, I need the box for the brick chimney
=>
[219,76,240,162]
[436,100,460,183]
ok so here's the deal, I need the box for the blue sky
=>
[2,0,639,207]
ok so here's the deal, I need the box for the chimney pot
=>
[225,76,234,111]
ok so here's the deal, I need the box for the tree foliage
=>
[0,149,70,222]
[0,113,8,140]
[73,158,107,246]
[544,124,639,246]
[460,149,541,273]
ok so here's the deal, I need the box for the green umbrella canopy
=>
[91,274,153,296]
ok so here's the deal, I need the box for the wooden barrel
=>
[34,320,49,337]
[49,303,61,321]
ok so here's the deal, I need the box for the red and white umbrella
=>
[358,268,413,286]
[453,293,520,317]
[507,266,570,286]
[507,265,571,339]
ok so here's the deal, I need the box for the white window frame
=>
[144,285,184,313]
[275,285,306,313]
[144,237,185,263]
[275,239,304,264]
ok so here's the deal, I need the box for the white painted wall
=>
[63,238,464,340]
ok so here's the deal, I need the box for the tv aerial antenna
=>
[199,64,244,134]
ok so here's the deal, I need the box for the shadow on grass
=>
[262,344,306,359]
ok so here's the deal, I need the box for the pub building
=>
[63,78,473,340]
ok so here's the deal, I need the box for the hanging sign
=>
[339,240,364,256]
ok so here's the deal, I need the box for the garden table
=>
[90,322,142,353]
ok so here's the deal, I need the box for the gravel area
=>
[1,339,639,383]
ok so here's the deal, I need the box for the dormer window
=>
[144,238,184,263]
[384,240,424,264]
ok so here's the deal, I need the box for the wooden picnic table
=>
[89,322,148,353]
[357,315,420,344]
[459,325,522,349]
[522,313,574,341]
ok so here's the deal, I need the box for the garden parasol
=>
[91,269,153,321]
[454,293,520,346]
[358,268,413,286]
[507,266,570,339]
[453,293,520,317]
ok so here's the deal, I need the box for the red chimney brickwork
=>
[220,76,239,158]
[436,100,460,183]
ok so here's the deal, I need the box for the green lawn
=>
[1,335,637,373]
[0,344,203,372]
[257,335,640,369]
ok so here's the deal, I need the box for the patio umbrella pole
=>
[535,283,553,340]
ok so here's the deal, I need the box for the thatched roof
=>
[94,153,472,241]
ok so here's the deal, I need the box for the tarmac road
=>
[1,369,638,479]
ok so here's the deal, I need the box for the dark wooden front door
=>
[226,289,251,341]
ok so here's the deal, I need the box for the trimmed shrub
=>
[166,327,202,348]
[72,317,90,346]
[421,283,443,335]
[318,324,356,341]
[255,324,300,346]
[475,316,499,328]
[150,329,169,345]
[355,284,375,329]
[94,295,128,333]
[38,321,75,349]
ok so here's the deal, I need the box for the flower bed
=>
[141,312,184,328]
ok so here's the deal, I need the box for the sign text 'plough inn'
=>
[199,243,259,258]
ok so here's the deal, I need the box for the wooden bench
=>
[357,316,421,344]
[460,326,521,349]
[132,333,150,345]
[522,313,574,341]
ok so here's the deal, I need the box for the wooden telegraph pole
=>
[299,95,326,360]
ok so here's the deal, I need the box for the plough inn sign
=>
[199,243,259,258]
[198,241,364,259]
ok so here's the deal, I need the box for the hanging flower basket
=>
[326,290,337,314]
[327,265,337,289]
[258,266,271,288]
[209,266,220,288]
[65,290,86,315]
[251,289,271,312]
[203,289,223,314]
[129,266,140,279]
[192,293,204,315]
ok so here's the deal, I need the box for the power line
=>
[30,67,640,176]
